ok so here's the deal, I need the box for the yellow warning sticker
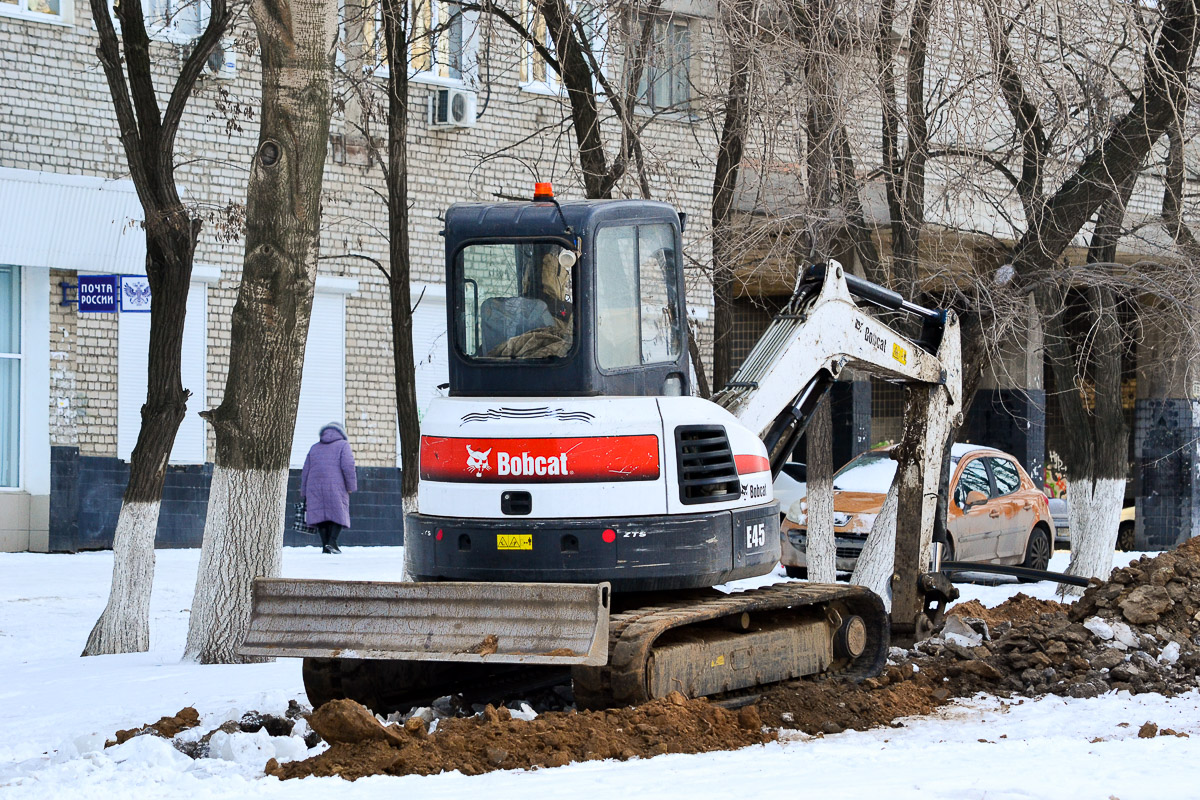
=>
[497,534,533,550]
[892,343,908,365]
[709,654,726,667]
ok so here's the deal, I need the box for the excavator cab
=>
[444,191,690,398]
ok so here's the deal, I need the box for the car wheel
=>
[1020,527,1052,578]
[784,566,807,579]
[1116,521,1135,551]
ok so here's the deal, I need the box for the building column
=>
[830,373,871,470]
[1135,309,1200,549]
[964,294,1046,487]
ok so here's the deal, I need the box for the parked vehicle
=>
[1118,506,1136,550]
[772,462,807,520]
[1045,497,1135,550]
[780,443,1054,578]
[1047,497,1070,547]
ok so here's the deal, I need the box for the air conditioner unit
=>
[428,87,477,129]
[204,39,237,80]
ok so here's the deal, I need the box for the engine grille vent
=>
[675,425,741,505]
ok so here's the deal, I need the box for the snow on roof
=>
[950,442,993,458]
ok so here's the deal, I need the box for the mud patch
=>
[269,692,773,781]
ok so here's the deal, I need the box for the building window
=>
[118,281,209,464]
[0,266,20,488]
[290,291,346,468]
[518,0,555,90]
[518,1,607,93]
[103,0,206,43]
[142,0,206,40]
[1,0,65,22]
[360,0,464,81]
[635,14,690,111]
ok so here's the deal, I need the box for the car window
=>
[989,457,1021,497]
[954,458,991,507]
[832,454,897,492]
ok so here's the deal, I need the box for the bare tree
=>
[710,0,754,391]
[82,0,235,656]
[379,0,421,517]
[980,0,1200,589]
[185,0,340,663]
[466,0,658,199]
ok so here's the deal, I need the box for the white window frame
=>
[355,0,474,86]
[0,265,23,491]
[634,12,692,113]
[519,0,559,95]
[0,0,72,26]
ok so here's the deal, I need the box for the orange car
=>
[779,444,1054,577]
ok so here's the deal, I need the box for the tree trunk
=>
[540,0,616,199]
[381,0,420,509]
[81,0,230,656]
[709,0,752,391]
[805,397,836,582]
[850,483,898,609]
[84,223,196,655]
[1041,287,1128,596]
[186,0,338,664]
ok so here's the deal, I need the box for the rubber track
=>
[573,582,889,709]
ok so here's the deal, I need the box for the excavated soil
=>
[948,594,1069,627]
[266,693,773,780]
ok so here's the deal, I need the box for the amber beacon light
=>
[533,182,554,200]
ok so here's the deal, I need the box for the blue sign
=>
[78,275,118,313]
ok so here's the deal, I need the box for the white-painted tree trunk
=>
[82,501,159,655]
[184,467,288,663]
[849,483,899,611]
[1060,476,1125,597]
[806,401,836,582]
[401,492,418,581]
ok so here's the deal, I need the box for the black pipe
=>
[941,561,1091,587]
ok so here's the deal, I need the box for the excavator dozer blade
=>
[239,578,611,666]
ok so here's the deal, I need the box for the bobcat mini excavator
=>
[241,187,962,712]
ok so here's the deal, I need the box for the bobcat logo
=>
[465,445,492,477]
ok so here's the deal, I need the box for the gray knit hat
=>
[320,421,348,440]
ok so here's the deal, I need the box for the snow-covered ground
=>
[3,546,1198,799]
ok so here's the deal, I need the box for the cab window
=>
[595,223,681,370]
[457,241,575,360]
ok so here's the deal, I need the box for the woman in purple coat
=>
[300,422,358,554]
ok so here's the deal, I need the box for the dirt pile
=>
[756,662,947,733]
[949,594,1068,628]
[267,692,773,781]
